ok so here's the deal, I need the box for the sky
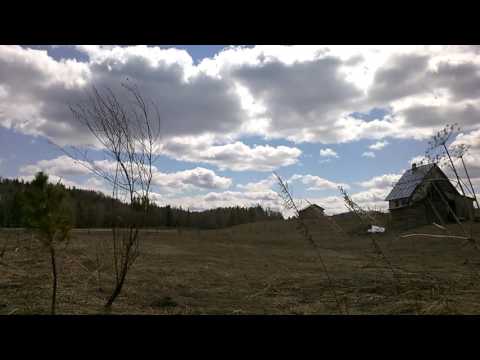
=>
[1,45,480,216]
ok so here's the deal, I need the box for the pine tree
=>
[23,172,73,314]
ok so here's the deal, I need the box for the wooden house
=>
[385,163,475,229]
[298,204,325,219]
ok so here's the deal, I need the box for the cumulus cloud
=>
[400,103,480,130]
[0,45,245,147]
[5,43,480,221]
[290,174,349,191]
[450,129,480,180]
[237,175,277,192]
[358,173,402,189]
[20,155,232,193]
[231,57,363,134]
[210,45,480,144]
[319,148,339,158]
[19,155,90,177]
[409,155,429,166]
[362,151,376,158]
[368,140,389,151]
[152,167,232,192]
[433,61,480,101]
[350,188,391,211]
[155,171,400,217]
[3,45,480,151]
[368,54,431,103]
[160,138,301,171]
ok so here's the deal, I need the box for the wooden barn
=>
[385,163,475,229]
[299,204,325,219]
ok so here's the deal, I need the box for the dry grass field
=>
[2,217,480,315]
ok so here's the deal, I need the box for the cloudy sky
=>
[1,45,480,216]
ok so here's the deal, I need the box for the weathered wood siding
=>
[390,203,428,229]
[299,207,324,219]
[455,197,474,220]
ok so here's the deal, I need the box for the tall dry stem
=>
[338,186,400,294]
[274,172,347,314]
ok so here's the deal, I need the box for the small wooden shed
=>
[385,162,475,229]
[299,204,325,219]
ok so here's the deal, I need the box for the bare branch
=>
[59,82,162,309]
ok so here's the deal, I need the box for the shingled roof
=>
[385,163,436,201]
[300,204,325,211]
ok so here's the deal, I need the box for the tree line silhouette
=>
[0,176,283,229]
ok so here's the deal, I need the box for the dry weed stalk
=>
[338,186,400,294]
[303,199,349,237]
[426,123,466,195]
[273,172,347,314]
[451,143,479,208]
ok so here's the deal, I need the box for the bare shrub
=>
[62,81,161,310]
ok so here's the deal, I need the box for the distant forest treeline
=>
[0,177,283,229]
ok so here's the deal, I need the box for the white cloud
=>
[0,45,245,147]
[153,171,400,217]
[237,175,277,192]
[161,138,301,171]
[358,173,402,189]
[319,148,339,158]
[2,45,480,152]
[454,128,480,149]
[409,155,429,165]
[368,140,389,151]
[362,151,376,158]
[4,43,480,213]
[19,155,91,177]
[152,167,232,192]
[350,188,390,211]
[450,128,480,180]
[20,156,232,194]
[290,174,350,191]
[82,177,109,192]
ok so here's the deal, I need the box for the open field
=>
[2,218,480,315]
